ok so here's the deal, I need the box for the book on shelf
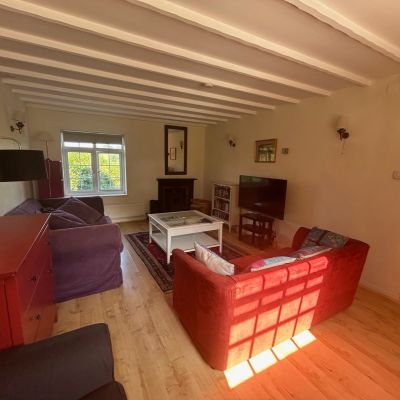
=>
[214,185,230,199]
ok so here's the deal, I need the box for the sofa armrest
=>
[0,324,114,400]
[172,249,236,370]
[41,196,105,215]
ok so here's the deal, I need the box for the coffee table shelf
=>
[151,232,219,254]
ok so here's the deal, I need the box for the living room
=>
[0,1,399,399]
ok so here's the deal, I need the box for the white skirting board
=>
[104,202,146,222]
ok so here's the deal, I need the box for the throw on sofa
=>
[172,227,369,370]
[6,197,123,302]
[0,323,127,400]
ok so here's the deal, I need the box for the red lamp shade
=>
[0,150,47,182]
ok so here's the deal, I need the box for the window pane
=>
[98,153,110,166]
[98,152,122,191]
[109,154,120,165]
[67,151,93,192]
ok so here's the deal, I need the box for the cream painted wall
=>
[0,82,32,215]
[204,75,400,301]
[27,107,205,220]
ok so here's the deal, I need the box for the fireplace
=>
[156,178,196,212]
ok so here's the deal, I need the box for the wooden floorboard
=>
[53,221,400,400]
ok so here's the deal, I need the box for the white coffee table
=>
[148,210,223,263]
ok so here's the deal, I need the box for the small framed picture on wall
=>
[255,139,277,163]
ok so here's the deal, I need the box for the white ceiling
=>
[1,0,399,126]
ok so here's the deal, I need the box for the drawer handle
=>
[29,275,38,282]
[31,314,41,321]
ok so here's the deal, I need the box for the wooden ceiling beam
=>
[0,48,273,109]
[26,104,207,127]
[284,0,400,62]
[20,97,218,125]
[13,89,228,121]
[0,0,331,95]
[0,65,258,114]
[3,78,240,118]
[129,0,372,86]
[0,27,299,104]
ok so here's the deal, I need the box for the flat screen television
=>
[239,175,287,220]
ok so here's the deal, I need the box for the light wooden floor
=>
[53,221,400,400]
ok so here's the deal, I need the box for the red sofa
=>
[172,227,369,370]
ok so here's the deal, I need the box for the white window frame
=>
[61,132,127,197]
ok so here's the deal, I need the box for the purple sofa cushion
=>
[59,197,102,224]
[49,209,88,230]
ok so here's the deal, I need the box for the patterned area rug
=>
[125,231,245,293]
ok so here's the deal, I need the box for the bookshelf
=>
[211,182,239,232]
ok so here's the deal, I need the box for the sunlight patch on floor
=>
[249,349,277,373]
[224,330,317,389]
[224,361,254,388]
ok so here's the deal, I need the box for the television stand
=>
[239,212,275,248]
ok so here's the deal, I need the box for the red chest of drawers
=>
[0,214,57,350]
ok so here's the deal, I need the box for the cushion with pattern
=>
[302,227,348,249]
[290,245,331,260]
[249,256,297,272]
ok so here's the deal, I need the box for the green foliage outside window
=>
[67,151,122,192]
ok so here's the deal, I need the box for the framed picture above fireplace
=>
[165,125,187,175]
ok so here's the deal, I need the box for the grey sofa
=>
[6,197,123,302]
[0,323,127,400]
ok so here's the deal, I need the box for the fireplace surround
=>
[154,178,196,213]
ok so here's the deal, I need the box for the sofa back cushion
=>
[41,196,105,215]
[49,209,87,230]
[59,197,102,224]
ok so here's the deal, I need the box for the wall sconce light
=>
[227,135,236,148]
[9,111,26,134]
[336,116,350,140]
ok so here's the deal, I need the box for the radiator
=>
[104,202,146,222]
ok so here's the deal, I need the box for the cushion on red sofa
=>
[289,245,331,260]
[232,247,293,274]
[302,227,348,248]
[249,256,297,272]
[59,197,102,224]
[194,242,235,275]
